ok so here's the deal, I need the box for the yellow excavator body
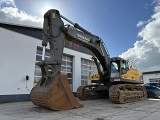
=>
[121,68,142,81]
[90,74,101,81]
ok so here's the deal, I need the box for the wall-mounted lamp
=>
[26,75,29,81]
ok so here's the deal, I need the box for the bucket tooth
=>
[30,74,83,110]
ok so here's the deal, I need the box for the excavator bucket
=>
[30,74,83,110]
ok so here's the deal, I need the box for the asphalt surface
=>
[0,98,160,120]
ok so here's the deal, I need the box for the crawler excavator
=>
[30,9,147,110]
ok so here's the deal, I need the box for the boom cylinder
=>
[42,46,46,61]
[60,14,93,36]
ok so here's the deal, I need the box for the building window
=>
[149,78,160,83]
[81,58,98,86]
[61,55,73,85]
[34,46,73,86]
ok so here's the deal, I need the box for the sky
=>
[0,0,160,71]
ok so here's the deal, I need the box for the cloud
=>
[137,21,146,27]
[0,0,15,7]
[120,0,160,71]
[0,0,43,27]
[136,19,152,27]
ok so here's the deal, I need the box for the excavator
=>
[30,9,147,110]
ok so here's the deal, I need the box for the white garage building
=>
[0,22,98,103]
[142,67,160,84]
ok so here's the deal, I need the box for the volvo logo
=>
[77,34,90,42]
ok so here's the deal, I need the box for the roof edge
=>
[143,71,160,74]
[0,21,42,30]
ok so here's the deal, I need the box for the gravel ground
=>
[0,98,160,120]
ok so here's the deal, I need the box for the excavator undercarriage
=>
[77,85,109,100]
[77,84,147,103]
[109,84,147,103]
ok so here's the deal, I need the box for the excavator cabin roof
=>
[111,57,128,62]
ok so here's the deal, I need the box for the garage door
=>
[81,58,98,86]
[34,47,73,90]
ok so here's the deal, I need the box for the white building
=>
[0,22,97,103]
[142,67,160,84]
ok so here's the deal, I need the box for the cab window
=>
[121,60,129,74]
[111,61,120,78]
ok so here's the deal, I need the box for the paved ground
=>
[0,98,160,120]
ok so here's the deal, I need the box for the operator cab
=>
[110,57,129,78]
[110,57,142,84]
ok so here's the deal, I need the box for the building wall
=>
[0,27,40,95]
[0,27,94,102]
[143,73,160,84]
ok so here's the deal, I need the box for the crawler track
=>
[77,84,147,103]
[77,85,99,100]
[109,84,147,103]
[77,85,108,100]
